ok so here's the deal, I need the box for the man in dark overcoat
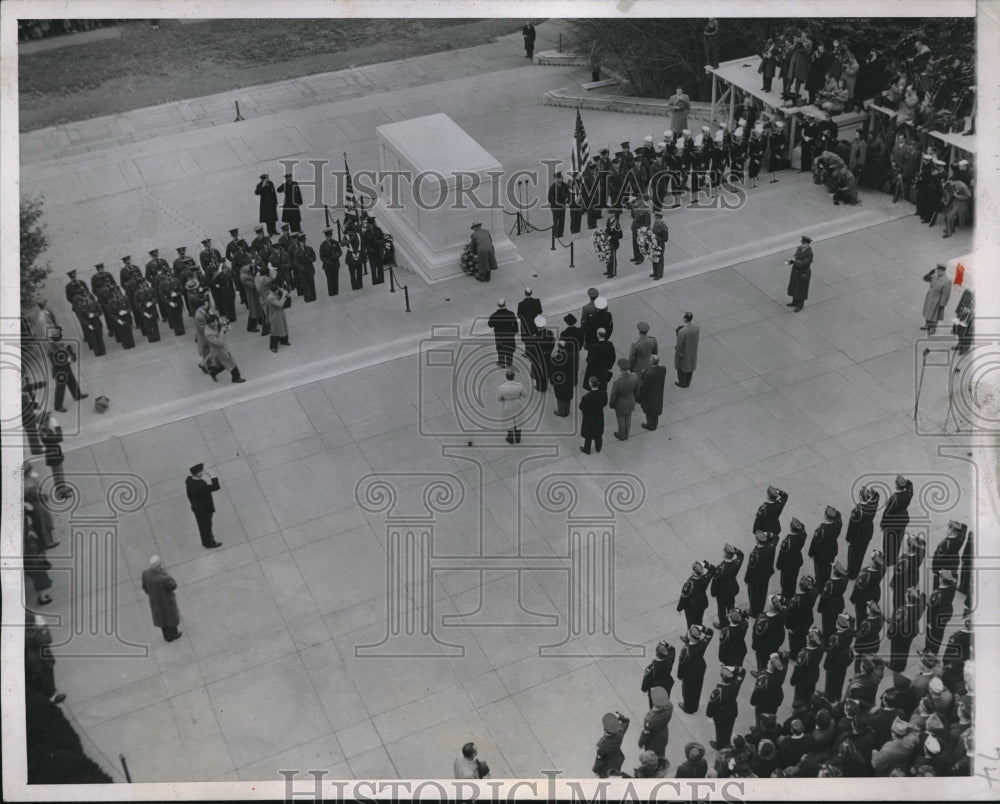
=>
[141,556,182,641]
[277,173,303,233]
[786,235,813,311]
[255,173,279,234]
[185,463,221,549]
[487,298,518,368]
[637,354,666,430]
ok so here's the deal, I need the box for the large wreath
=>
[592,229,612,265]
[636,225,662,262]
[460,243,477,274]
[381,232,395,261]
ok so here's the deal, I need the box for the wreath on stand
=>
[636,226,662,263]
[381,232,395,263]
[592,229,612,265]
[460,243,477,274]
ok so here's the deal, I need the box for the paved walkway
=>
[17,21,989,790]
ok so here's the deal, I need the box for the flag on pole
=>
[343,153,359,220]
[570,108,591,177]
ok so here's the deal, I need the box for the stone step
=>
[544,87,713,119]
[582,78,619,91]
[534,50,589,66]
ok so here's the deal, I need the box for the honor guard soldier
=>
[880,474,913,565]
[278,222,293,253]
[199,238,223,281]
[845,485,880,579]
[547,171,569,238]
[145,249,171,323]
[818,561,850,639]
[629,193,651,264]
[295,233,317,301]
[785,574,817,655]
[790,625,825,705]
[677,560,711,627]
[319,228,342,296]
[891,534,926,613]
[706,665,745,750]
[677,624,713,714]
[746,124,763,189]
[157,270,186,336]
[823,612,855,702]
[363,218,386,285]
[745,530,779,618]
[717,607,749,668]
[91,264,118,332]
[75,291,106,356]
[65,269,90,308]
[173,247,201,315]
[286,232,306,296]
[754,486,788,536]
[767,119,787,182]
[850,549,885,625]
[250,225,270,257]
[641,640,676,706]
[853,600,883,670]
[566,171,584,234]
[118,255,141,289]
[887,587,925,672]
[211,261,238,323]
[225,229,249,306]
[931,520,967,589]
[776,517,808,598]
[924,569,957,656]
[710,543,745,624]
[119,257,144,329]
[750,652,789,721]
[344,221,365,291]
[637,686,673,759]
[133,279,160,343]
[943,615,972,681]
[109,286,135,349]
[808,505,842,590]
[752,595,787,671]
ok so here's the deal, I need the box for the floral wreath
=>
[592,229,612,265]
[381,232,395,260]
[460,243,477,273]
[636,225,662,262]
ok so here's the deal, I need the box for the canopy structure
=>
[931,130,977,163]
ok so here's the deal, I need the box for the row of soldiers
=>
[62,214,394,355]
[657,477,972,752]
[551,119,800,236]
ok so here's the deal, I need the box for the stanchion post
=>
[234,100,244,122]
[120,754,132,783]
[336,220,342,241]
[403,285,411,313]
[551,227,556,251]
[569,241,575,268]
[389,265,396,293]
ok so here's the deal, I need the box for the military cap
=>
[254,224,264,233]
[723,542,736,557]
[602,712,620,732]
[563,313,577,325]
[832,561,847,577]
[728,608,743,625]
[870,549,885,566]
[470,222,483,229]
[895,474,907,488]
[67,269,77,277]
[94,263,104,269]
[650,686,670,706]
[322,228,333,235]
[176,246,186,253]
[201,238,211,245]
[799,574,815,590]
[939,569,957,585]
[655,640,672,659]
[836,612,852,629]
[789,517,805,533]
[801,235,812,244]
[691,561,707,576]
[189,463,204,475]
[148,249,158,256]
[824,505,839,519]
[866,600,881,616]
[280,223,290,231]
[720,666,735,681]
[524,286,533,296]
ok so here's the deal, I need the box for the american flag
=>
[570,108,591,177]
[343,153,359,220]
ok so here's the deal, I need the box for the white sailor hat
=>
[682,129,691,137]
[644,134,653,143]
[694,134,704,148]
[734,127,744,138]
[714,129,724,143]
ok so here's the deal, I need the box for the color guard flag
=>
[344,153,359,220]
[570,108,591,177]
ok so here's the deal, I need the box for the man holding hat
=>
[608,358,638,440]
[254,173,279,234]
[785,574,817,655]
[921,263,952,333]
[845,485,880,579]
[711,543,744,623]
[637,353,666,431]
[637,685,673,758]
[185,463,222,549]
[790,626,825,705]
[487,298,518,367]
[823,612,854,701]
[745,531,779,618]
[547,171,568,238]
[808,505,842,590]
[777,517,808,598]
[469,222,498,282]
[785,235,813,312]
[880,474,913,565]
[818,561,850,639]
[706,665,745,750]
[678,624,714,714]
[677,561,712,627]
[641,640,676,706]
[850,550,885,625]
[754,486,789,537]
[924,569,957,656]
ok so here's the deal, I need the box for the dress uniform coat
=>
[890,545,925,613]
[750,666,785,718]
[776,526,807,599]
[592,715,629,778]
[853,612,883,662]
[296,241,318,302]
[850,563,884,625]
[931,531,965,588]
[880,479,913,565]
[185,473,220,547]
[790,641,824,704]
[786,243,814,303]
[751,611,786,671]
[255,178,279,231]
[677,569,711,627]
[134,283,160,342]
[211,266,238,323]
[637,701,673,757]
[110,290,135,349]
[678,629,713,714]
[845,491,880,578]
[158,274,186,336]
[711,549,745,623]
[785,586,818,655]
[641,650,676,705]
[637,364,667,428]
[549,347,576,414]
[823,627,854,701]
[141,565,180,632]
[745,535,778,617]
[923,582,956,656]
[277,178,303,231]
[887,593,925,672]
[817,574,850,639]
[362,224,385,285]
[808,514,842,590]
[717,618,749,667]
[344,230,365,290]
[753,490,788,536]
[705,673,743,749]
[76,295,107,355]
[199,246,223,281]
[319,237,342,296]
[65,277,90,306]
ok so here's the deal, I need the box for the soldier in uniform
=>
[790,626,825,705]
[931,520,967,590]
[717,607,749,668]
[319,228,342,296]
[250,224,270,257]
[924,569,957,656]
[845,485,880,579]
[240,258,262,333]
[818,561,850,639]
[637,685,673,759]
[710,543,745,624]
[547,171,569,238]
[785,234,813,312]
[777,517,808,599]
[629,193,651,265]
[751,595,787,671]
[677,560,712,627]
[109,286,135,350]
[65,268,90,308]
[754,486,788,536]
[823,612,855,702]
[850,550,885,625]
[344,221,365,291]
[277,174,303,233]
[943,614,972,682]
[891,534,927,613]
[211,261,238,324]
[90,263,118,332]
[199,238,223,282]
[145,249,171,322]
[173,247,201,315]
[706,665,746,750]
[808,505,842,590]
[750,652,789,722]
[641,640,676,706]
[157,270,186,336]
[785,574,817,656]
[677,624,713,714]
[880,474,913,566]
[75,291,106,356]
[224,228,249,306]
[567,171,584,235]
[746,124,765,189]
[133,279,160,343]
[119,257,145,337]
[887,587,925,672]
[853,600,883,671]
[745,530,779,618]
[767,119,787,182]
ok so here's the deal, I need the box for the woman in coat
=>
[266,280,290,353]
[578,376,607,455]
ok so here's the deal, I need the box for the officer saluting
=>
[930,520,967,589]
[880,474,913,565]
[753,486,788,535]
[676,560,712,627]
[845,485,880,579]
[924,569,957,656]
[808,505,842,590]
[319,228,342,297]
[706,665,746,750]
[677,624,713,714]
[776,517,808,599]
[850,550,885,625]
[853,600,883,671]
[823,612,855,701]
[751,595,787,671]
[717,607,749,668]
[65,269,89,307]
[750,651,788,722]
[785,574,817,655]
[640,640,676,706]
[887,587,925,672]
[790,625,825,705]
[199,238,223,282]
[710,543,745,624]
[817,560,850,639]
[745,530,779,618]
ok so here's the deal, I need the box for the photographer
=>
[265,274,291,354]
[453,742,490,779]
[204,315,246,384]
